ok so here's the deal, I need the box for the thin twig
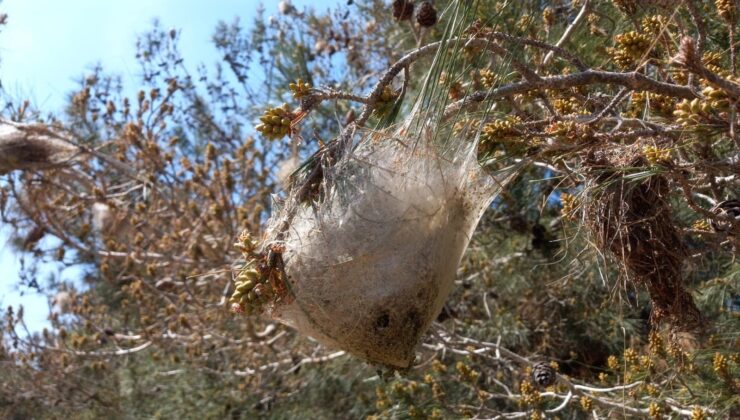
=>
[486,32,588,71]
[542,0,590,66]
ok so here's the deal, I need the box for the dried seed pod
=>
[392,0,414,21]
[532,362,556,388]
[415,1,437,27]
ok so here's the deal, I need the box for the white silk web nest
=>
[263,122,511,368]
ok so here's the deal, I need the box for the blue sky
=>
[0,0,334,332]
[0,0,330,110]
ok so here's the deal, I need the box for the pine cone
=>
[710,199,740,234]
[392,0,414,21]
[532,362,556,388]
[415,1,437,27]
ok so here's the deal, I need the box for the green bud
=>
[236,281,254,293]
[690,98,700,114]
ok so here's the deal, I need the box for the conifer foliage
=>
[0,1,738,418]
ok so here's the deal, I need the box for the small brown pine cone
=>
[710,199,740,234]
[415,1,437,27]
[392,0,414,21]
[532,362,556,388]
[344,109,356,125]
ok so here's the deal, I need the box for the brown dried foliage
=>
[584,148,701,332]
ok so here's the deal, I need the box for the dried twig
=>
[542,0,590,66]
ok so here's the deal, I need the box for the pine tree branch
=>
[444,70,697,118]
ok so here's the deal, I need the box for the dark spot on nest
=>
[405,309,422,332]
[375,313,390,330]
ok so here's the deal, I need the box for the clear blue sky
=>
[0,0,335,333]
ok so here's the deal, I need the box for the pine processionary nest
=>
[263,123,512,368]
[584,148,701,332]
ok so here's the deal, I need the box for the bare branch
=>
[444,70,696,118]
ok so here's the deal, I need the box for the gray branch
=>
[444,70,697,118]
